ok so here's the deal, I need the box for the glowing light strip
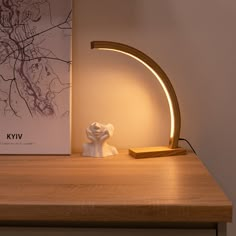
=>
[97,48,175,138]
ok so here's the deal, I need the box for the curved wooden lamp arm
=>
[91,41,181,149]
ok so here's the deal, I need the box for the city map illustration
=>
[0,0,72,118]
[0,0,72,154]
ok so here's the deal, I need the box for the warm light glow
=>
[97,48,175,139]
[91,41,182,151]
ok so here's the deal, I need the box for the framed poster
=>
[0,0,72,154]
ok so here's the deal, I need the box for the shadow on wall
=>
[74,0,178,32]
[75,0,138,30]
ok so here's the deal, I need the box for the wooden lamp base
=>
[129,146,186,159]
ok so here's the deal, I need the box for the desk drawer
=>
[0,227,216,236]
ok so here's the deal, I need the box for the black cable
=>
[179,138,197,154]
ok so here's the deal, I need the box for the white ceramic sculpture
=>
[82,122,118,157]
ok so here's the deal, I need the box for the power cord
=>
[179,138,197,155]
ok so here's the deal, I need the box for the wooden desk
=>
[0,151,232,236]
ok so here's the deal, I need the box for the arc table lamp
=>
[91,41,186,158]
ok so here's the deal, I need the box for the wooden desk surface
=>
[0,151,232,225]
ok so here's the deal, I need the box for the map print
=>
[0,0,72,154]
[0,0,72,118]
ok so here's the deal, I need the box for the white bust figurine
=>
[82,122,118,157]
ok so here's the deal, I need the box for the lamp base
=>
[129,146,186,159]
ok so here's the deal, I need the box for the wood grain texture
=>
[0,151,232,225]
[129,146,186,158]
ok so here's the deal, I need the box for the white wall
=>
[72,1,235,235]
